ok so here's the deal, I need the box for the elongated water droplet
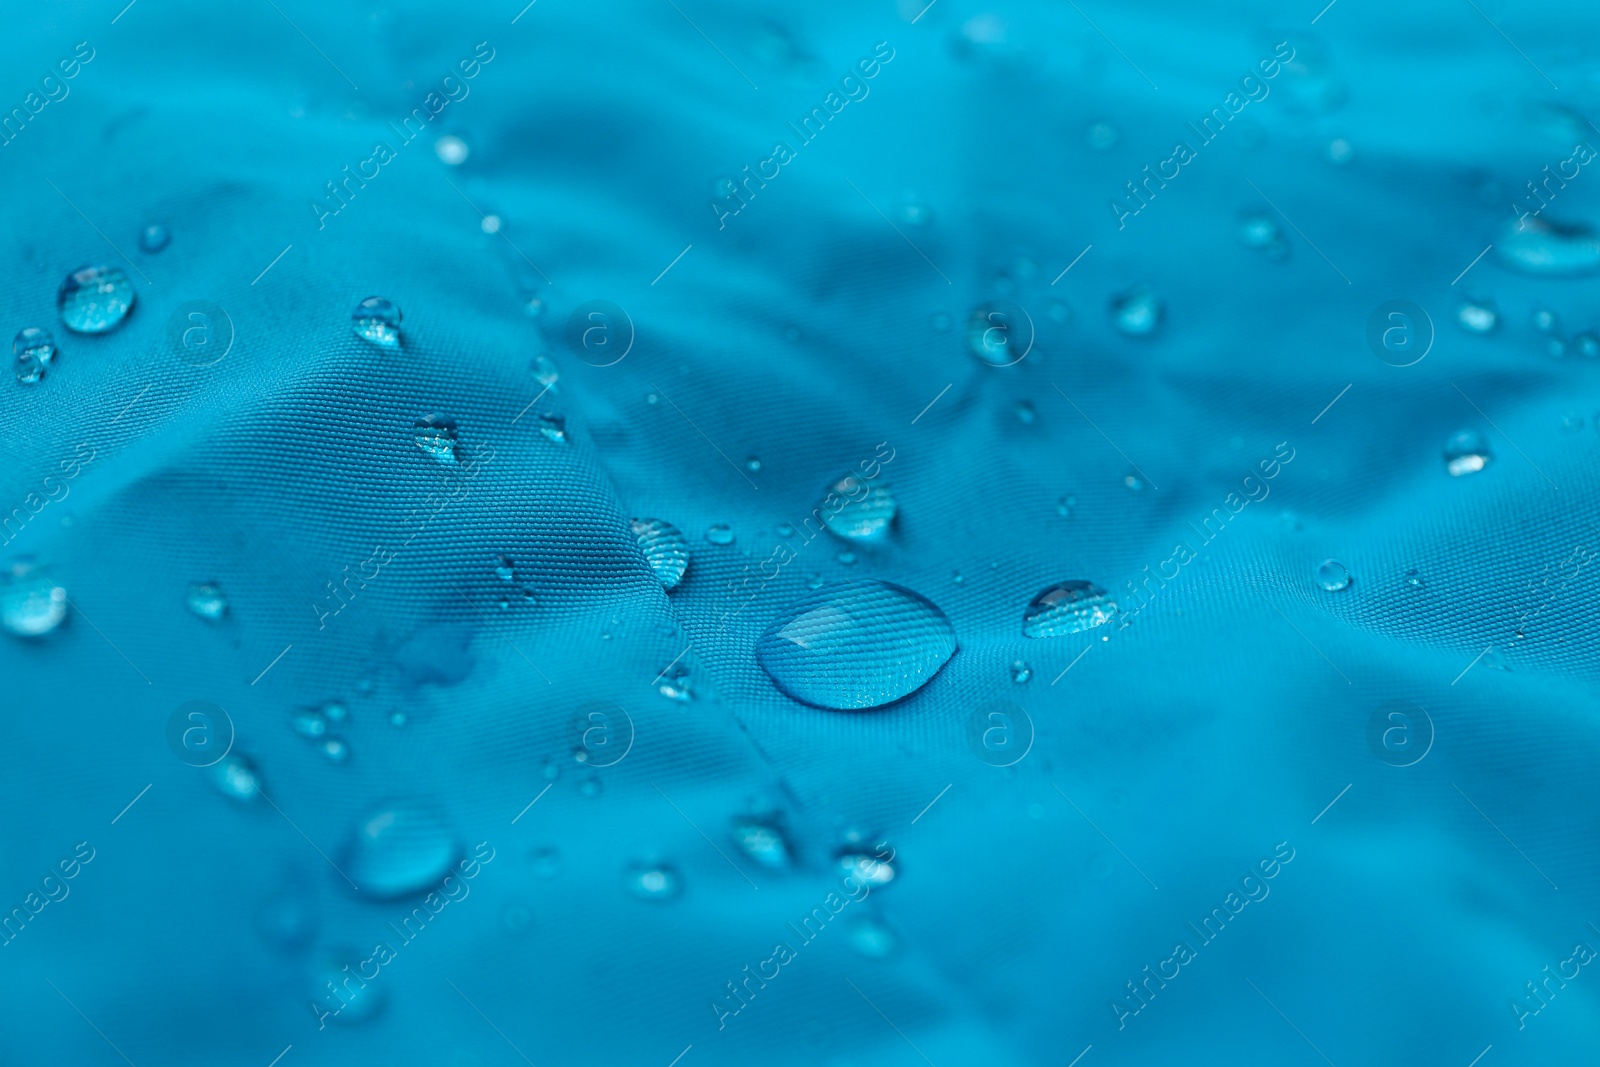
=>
[1495,217,1600,277]
[757,582,957,709]
[413,414,460,464]
[13,327,55,385]
[733,819,792,869]
[1022,581,1116,637]
[1457,299,1497,334]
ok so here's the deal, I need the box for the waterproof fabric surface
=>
[3,1,1600,1064]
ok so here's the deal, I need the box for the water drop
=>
[1328,137,1355,164]
[897,198,933,226]
[1110,285,1162,337]
[532,354,559,390]
[1574,332,1600,358]
[537,412,567,443]
[1056,495,1076,518]
[745,455,762,472]
[13,327,56,384]
[657,662,693,703]
[413,414,461,464]
[351,296,401,349]
[624,863,681,900]
[434,135,468,165]
[342,802,458,900]
[1085,120,1118,150]
[1315,559,1352,592]
[836,551,856,566]
[2,570,67,637]
[1405,568,1423,588]
[1014,400,1036,425]
[848,919,896,958]
[805,573,824,589]
[1545,337,1567,359]
[291,709,328,739]
[1009,660,1032,684]
[820,474,896,542]
[733,819,792,868]
[837,849,895,887]
[1495,217,1600,277]
[494,555,515,582]
[57,266,135,334]
[311,952,385,1023]
[321,738,350,763]
[578,776,602,798]
[1456,299,1497,334]
[139,224,170,253]
[705,524,735,546]
[1444,430,1491,476]
[532,847,562,877]
[210,753,260,801]
[756,581,957,709]
[1531,307,1559,334]
[185,582,227,621]
[1022,580,1117,637]
[1238,214,1289,259]
[480,214,501,234]
[966,302,1030,365]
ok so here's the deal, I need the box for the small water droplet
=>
[657,662,693,703]
[390,711,406,727]
[1085,119,1118,150]
[1056,495,1076,518]
[139,224,170,253]
[2,570,67,637]
[537,412,567,442]
[434,134,469,165]
[291,709,328,739]
[480,214,502,234]
[342,802,458,900]
[1048,299,1070,322]
[837,849,895,887]
[1009,660,1032,684]
[645,392,659,404]
[951,569,964,584]
[1014,400,1036,424]
[494,555,515,582]
[705,524,735,546]
[1315,559,1352,592]
[1545,336,1567,359]
[1574,332,1600,358]
[1238,214,1289,260]
[733,819,792,868]
[321,738,350,763]
[210,753,260,801]
[848,918,896,958]
[1444,429,1491,477]
[1123,474,1145,491]
[805,572,824,589]
[12,327,56,385]
[1110,285,1163,337]
[966,302,1031,365]
[757,582,957,709]
[745,455,762,472]
[185,582,227,621]
[351,296,401,349]
[624,863,681,900]
[1405,568,1423,588]
[414,414,461,464]
[532,354,559,390]
[578,776,602,798]
[532,846,562,877]
[820,474,896,542]
[57,266,135,334]
[1022,581,1118,637]
[1531,307,1560,334]
[1456,299,1497,334]
[897,198,933,226]
[1328,137,1355,164]
[836,550,857,566]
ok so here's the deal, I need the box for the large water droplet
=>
[819,474,896,542]
[630,518,689,591]
[351,296,401,349]
[1315,559,1352,592]
[2,570,68,637]
[13,327,56,385]
[1110,285,1162,336]
[413,414,461,464]
[57,266,135,334]
[1495,217,1600,277]
[1444,429,1491,476]
[185,582,227,621]
[756,581,958,710]
[342,802,458,900]
[1021,581,1117,637]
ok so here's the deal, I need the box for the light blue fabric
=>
[1,1,1598,1064]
